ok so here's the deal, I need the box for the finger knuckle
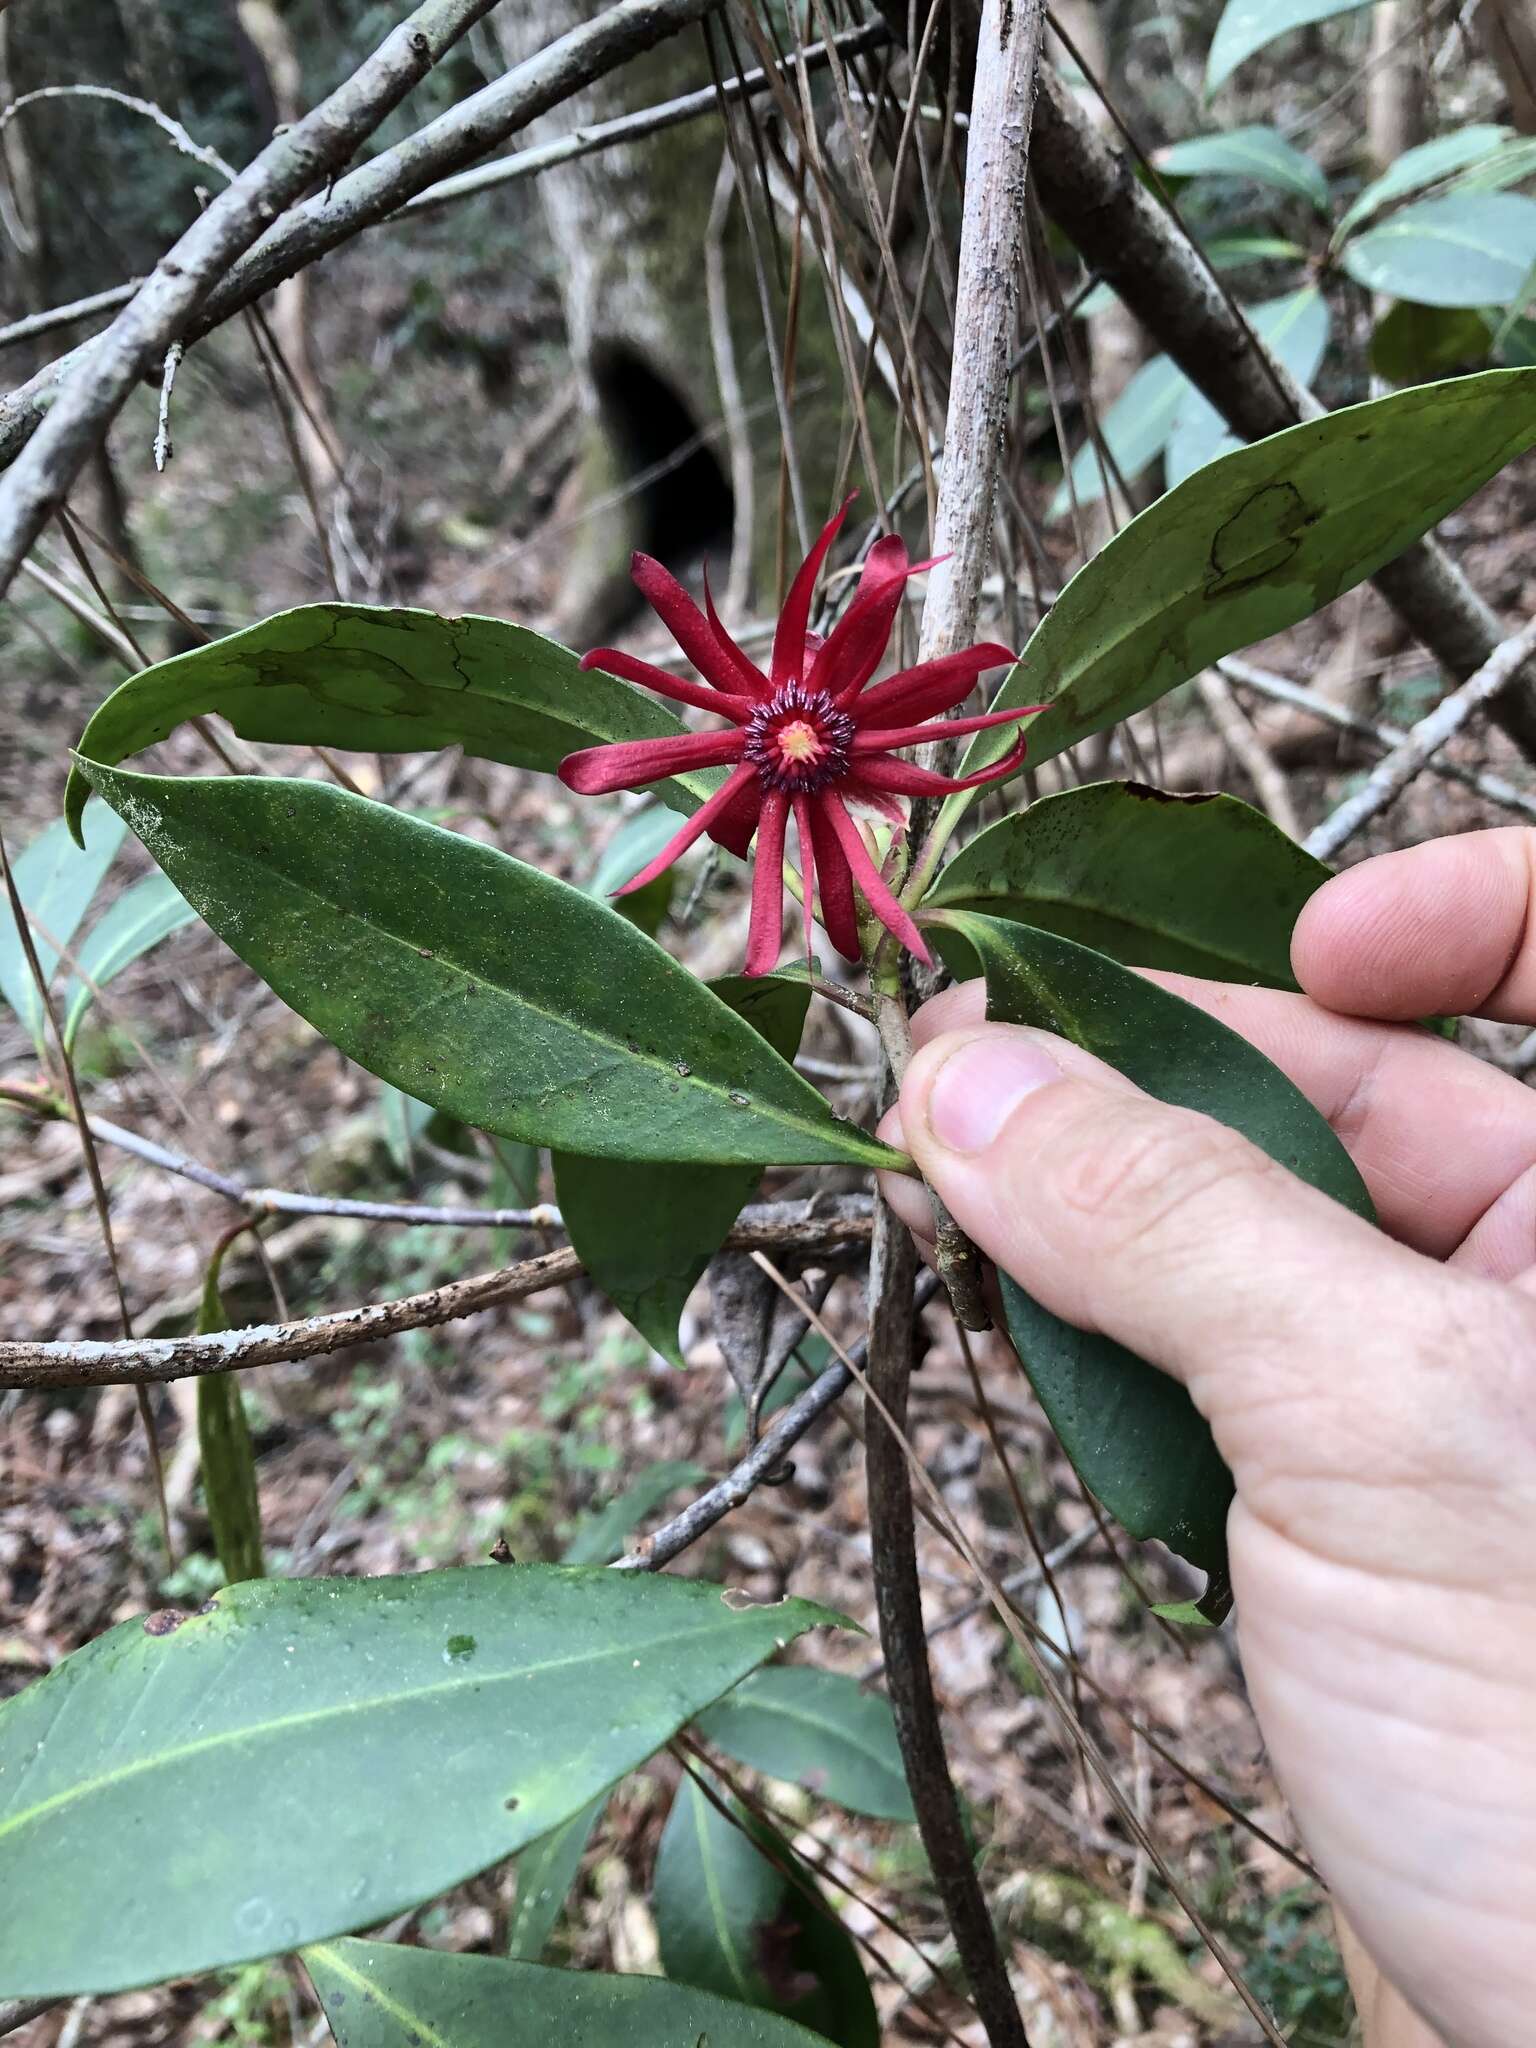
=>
[1051,1101,1276,1266]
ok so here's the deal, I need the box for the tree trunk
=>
[1476,0,1536,133]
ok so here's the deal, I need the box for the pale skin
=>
[877,827,1536,2048]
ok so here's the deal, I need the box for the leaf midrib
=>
[0,1615,770,1845]
[161,790,879,1166]
[305,1946,454,2048]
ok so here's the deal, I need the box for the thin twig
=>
[1219,655,1536,825]
[1306,613,1536,860]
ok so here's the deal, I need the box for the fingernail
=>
[926,1032,1062,1153]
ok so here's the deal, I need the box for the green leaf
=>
[589,804,682,937]
[694,1667,915,1822]
[1340,192,1536,307]
[560,1460,708,1566]
[1155,126,1329,211]
[61,869,197,1048]
[1201,234,1309,266]
[553,973,812,1363]
[964,368,1536,781]
[1206,0,1373,94]
[506,1794,605,1961]
[194,1234,265,1587]
[0,1565,842,1996]
[925,913,1374,1607]
[304,1938,836,2047]
[78,764,899,1171]
[654,1771,878,2047]
[0,804,125,1042]
[64,603,718,843]
[925,781,1329,987]
[1050,352,1189,518]
[1335,123,1514,239]
[1370,300,1493,383]
[1164,289,1330,485]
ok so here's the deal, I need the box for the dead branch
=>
[0,1199,872,1391]
[1306,612,1536,858]
[0,0,504,601]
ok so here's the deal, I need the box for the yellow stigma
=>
[776,719,823,765]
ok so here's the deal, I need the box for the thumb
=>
[898,1024,1536,1581]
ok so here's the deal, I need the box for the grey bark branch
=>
[0,0,503,600]
[1026,66,1536,759]
[1305,612,1536,859]
[0,0,723,469]
[612,1269,944,1573]
[0,1203,873,1390]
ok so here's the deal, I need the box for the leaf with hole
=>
[1206,0,1373,93]
[0,803,125,1043]
[64,603,719,842]
[963,368,1536,783]
[0,1564,841,1996]
[61,869,197,1048]
[1340,193,1536,308]
[925,781,1329,986]
[304,1938,836,2047]
[925,912,1374,1612]
[654,1769,878,2046]
[694,1666,914,1822]
[1156,126,1329,211]
[553,972,811,1363]
[78,764,899,1170]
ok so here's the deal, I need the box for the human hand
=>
[878,828,1536,2048]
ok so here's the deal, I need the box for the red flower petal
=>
[745,792,789,976]
[852,644,1017,726]
[848,731,1031,798]
[806,801,860,962]
[632,553,766,701]
[772,496,853,689]
[701,568,771,700]
[811,535,925,706]
[558,729,746,796]
[850,703,1044,754]
[792,793,818,966]
[823,795,931,966]
[707,770,764,859]
[579,647,755,723]
[613,764,761,896]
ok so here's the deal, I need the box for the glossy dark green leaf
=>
[194,1236,264,1587]
[506,1794,606,1962]
[1206,0,1370,93]
[694,1667,914,1822]
[78,765,898,1171]
[553,974,811,1363]
[0,804,125,1041]
[965,369,1536,780]
[560,1460,708,1566]
[926,912,1374,1609]
[1370,300,1493,383]
[1155,127,1329,211]
[924,781,1329,987]
[61,870,197,1048]
[655,1771,878,2047]
[0,1565,841,1996]
[65,604,716,842]
[304,1938,834,2047]
[1340,193,1536,308]
[1335,124,1514,239]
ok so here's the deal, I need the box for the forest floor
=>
[4,180,1536,2048]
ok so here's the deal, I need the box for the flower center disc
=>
[745,685,856,794]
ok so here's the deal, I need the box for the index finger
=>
[1294,827,1536,1024]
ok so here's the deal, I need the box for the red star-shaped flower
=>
[558,498,1039,976]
